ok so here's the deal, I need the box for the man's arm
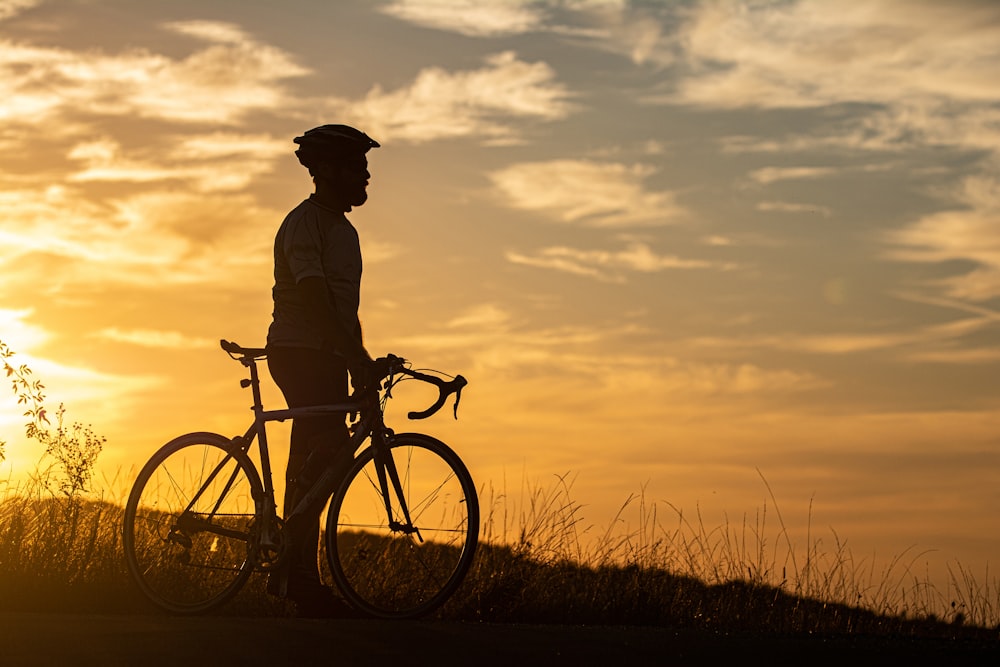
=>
[297,275,371,367]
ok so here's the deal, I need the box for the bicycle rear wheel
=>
[123,432,262,614]
[326,433,479,618]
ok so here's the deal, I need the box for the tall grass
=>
[456,473,999,634]
[1,470,997,637]
[0,479,133,611]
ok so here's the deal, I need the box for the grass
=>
[455,475,999,636]
[0,471,998,641]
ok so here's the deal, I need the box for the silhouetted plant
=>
[1,339,105,496]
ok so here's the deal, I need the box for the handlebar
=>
[219,341,467,421]
[381,354,467,420]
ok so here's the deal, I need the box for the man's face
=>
[316,154,370,210]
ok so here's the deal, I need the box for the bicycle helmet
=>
[293,124,379,169]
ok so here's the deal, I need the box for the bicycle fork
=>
[373,436,423,543]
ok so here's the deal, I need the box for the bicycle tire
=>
[325,433,479,619]
[122,432,263,614]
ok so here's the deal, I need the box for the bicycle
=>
[122,340,478,619]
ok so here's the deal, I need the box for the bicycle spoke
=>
[123,434,259,614]
[327,434,478,618]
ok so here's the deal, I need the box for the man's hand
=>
[348,353,376,394]
[349,354,401,394]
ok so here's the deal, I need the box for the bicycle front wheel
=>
[326,433,479,618]
[123,432,262,614]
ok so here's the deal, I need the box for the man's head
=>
[294,124,379,211]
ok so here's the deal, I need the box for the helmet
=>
[293,124,379,169]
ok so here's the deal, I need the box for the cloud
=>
[66,134,287,191]
[165,20,254,44]
[0,0,39,22]
[380,0,679,67]
[390,314,822,400]
[756,201,832,217]
[0,308,49,352]
[0,323,162,438]
[334,52,574,144]
[506,242,732,282]
[94,328,216,349]
[692,314,997,357]
[0,20,308,127]
[905,347,1000,364]
[447,304,510,329]
[0,186,275,289]
[489,159,683,226]
[885,171,1000,300]
[649,1,1000,310]
[748,166,837,185]
[653,2,1000,166]
[678,361,823,396]
[379,0,544,37]
[360,237,403,265]
[671,1,1000,110]
[170,132,289,161]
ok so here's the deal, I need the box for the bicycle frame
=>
[173,347,427,567]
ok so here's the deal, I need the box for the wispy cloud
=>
[0,308,49,352]
[447,304,510,329]
[0,19,308,127]
[905,347,1000,364]
[655,1,1000,166]
[885,171,1000,300]
[165,20,254,44]
[0,318,162,434]
[490,159,683,226]
[0,186,274,289]
[507,242,732,282]
[379,0,544,37]
[692,314,997,357]
[392,313,822,398]
[334,51,574,145]
[380,0,679,67]
[748,166,837,185]
[66,134,286,191]
[670,1,1000,110]
[95,328,216,349]
[0,0,38,22]
[756,201,832,217]
[648,1,1000,313]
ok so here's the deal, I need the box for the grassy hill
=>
[1,491,996,645]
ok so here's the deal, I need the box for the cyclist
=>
[265,124,379,617]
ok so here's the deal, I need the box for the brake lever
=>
[452,377,465,419]
[406,375,468,420]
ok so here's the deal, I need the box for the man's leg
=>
[266,346,350,602]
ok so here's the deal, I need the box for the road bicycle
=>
[122,340,478,619]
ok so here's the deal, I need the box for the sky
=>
[1,0,999,600]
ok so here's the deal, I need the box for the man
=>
[265,124,379,617]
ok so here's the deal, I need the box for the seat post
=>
[246,357,266,414]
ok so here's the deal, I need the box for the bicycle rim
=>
[326,433,479,618]
[123,432,261,614]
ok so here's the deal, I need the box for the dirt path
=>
[0,612,996,666]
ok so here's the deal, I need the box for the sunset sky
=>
[2,0,999,595]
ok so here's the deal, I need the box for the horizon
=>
[1,0,999,598]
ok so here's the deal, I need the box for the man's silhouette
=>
[265,124,379,617]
